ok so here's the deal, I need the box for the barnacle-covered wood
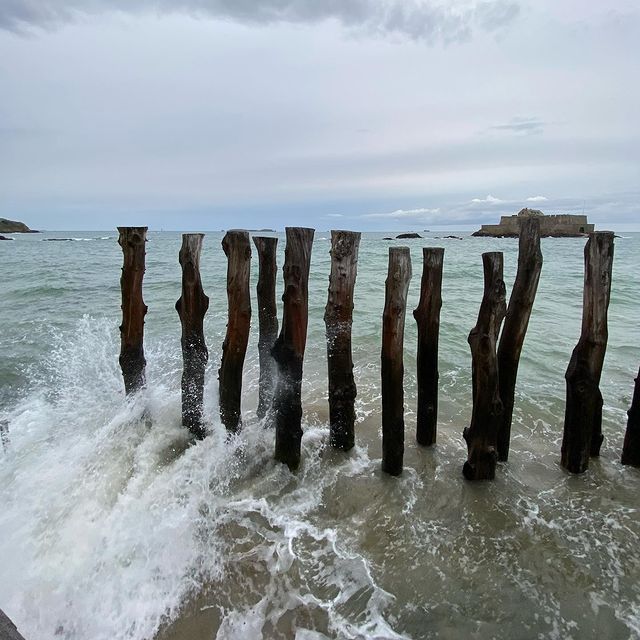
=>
[219,230,252,433]
[497,217,543,461]
[463,252,506,481]
[253,236,279,421]
[176,233,209,439]
[561,232,614,473]
[381,246,412,476]
[413,247,444,447]
[273,227,315,470]
[324,230,361,451]
[117,226,148,395]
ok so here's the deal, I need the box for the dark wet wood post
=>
[253,236,279,420]
[0,609,27,640]
[381,247,412,476]
[497,217,543,461]
[324,230,361,451]
[117,226,147,394]
[273,227,315,470]
[413,247,444,447]
[219,230,252,433]
[175,234,209,439]
[463,252,506,481]
[561,231,614,474]
[621,367,640,466]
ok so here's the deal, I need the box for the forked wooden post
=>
[381,247,412,476]
[273,227,315,470]
[463,252,506,481]
[413,247,444,447]
[561,231,614,473]
[219,230,252,433]
[176,234,209,439]
[324,230,361,451]
[497,217,543,461]
[117,226,148,394]
[621,367,640,466]
[253,236,279,420]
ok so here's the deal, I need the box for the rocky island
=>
[0,218,38,233]
[472,208,594,238]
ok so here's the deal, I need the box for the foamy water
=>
[1,231,639,639]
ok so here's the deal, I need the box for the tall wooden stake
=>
[273,227,315,470]
[381,247,412,476]
[497,217,543,461]
[561,232,614,474]
[463,252,506,481]
[413,247,444,447]
[176,234,209,439]
[253,236,279,420]
[219,230,252,433]
[621,367,640,467]
[117,226,147,394]
[324,230,361,451]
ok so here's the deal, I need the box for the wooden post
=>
[253,236,279,420]
[381,247,412,476]
[175,234,209,439]
[463,252,506,481]
[0,609,27,640]
[324,230,361,451]
[496,217,543,461]
[273,227,315,470]
[117,226,147,394]
[413,247,444,447]
[561,232,614,473]
[218,230,252,433]
[621,367,640,466]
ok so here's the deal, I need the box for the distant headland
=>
[472,208,594,238]
[0,218,38,233]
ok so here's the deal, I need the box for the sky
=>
[0,0,638,231]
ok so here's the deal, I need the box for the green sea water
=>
[0,230,638,640]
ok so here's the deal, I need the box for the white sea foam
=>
[0,318,404,640]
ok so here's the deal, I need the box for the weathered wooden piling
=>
[561,231,614,474]
[175,234,209,439]
[496,217,543,461]
[463,252,506,481]
[621,367,640,466]
[0,609,26,640]
[381,247,412,476]
[253,236,279,420]
[324,230,361,451]
[0,419,8,452]
[218,230,252,433]
[273,227,315,470]
[413,247,444,447]
[117,226,148,394]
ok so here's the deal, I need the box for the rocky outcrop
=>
[396,232,422,239]
[473,208,593,238]
[0,235,14,241]
[0,218,38,233]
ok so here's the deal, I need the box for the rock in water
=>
[396,232,422,239]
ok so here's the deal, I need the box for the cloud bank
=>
[0,0,520,43]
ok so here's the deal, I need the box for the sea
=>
[0,230,638,640]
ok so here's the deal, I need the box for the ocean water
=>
[0,230,638,640]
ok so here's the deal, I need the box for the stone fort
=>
[473,208,594,237]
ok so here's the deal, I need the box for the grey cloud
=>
[0,0,520,43]
[488,117,546,135]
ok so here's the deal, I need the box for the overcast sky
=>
[0,0,638,231]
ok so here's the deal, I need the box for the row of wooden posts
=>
[117,223,640,479]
